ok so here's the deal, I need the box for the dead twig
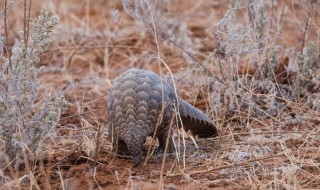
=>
[166,152,285,176]
[300,11,311,54]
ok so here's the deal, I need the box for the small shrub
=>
[0,7,67,161]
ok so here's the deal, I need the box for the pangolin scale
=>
[107,68,217,165]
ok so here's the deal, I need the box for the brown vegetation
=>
[1,0,320,189]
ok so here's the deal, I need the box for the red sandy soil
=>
[1,0,320,189]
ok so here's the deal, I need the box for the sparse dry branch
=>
[1,0,320,189]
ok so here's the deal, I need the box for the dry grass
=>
[1,0,320,189]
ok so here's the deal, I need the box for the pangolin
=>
[107,68,217,165]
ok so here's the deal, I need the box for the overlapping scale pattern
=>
[107,68,217,165]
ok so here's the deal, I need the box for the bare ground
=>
[1,0,320,189]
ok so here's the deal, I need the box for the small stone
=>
[167,183,178,190]
[208,182,217,188]
[206,173,217,180]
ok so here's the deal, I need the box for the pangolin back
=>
[107,68,217,165]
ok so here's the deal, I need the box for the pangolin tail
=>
[178,99,218,138]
